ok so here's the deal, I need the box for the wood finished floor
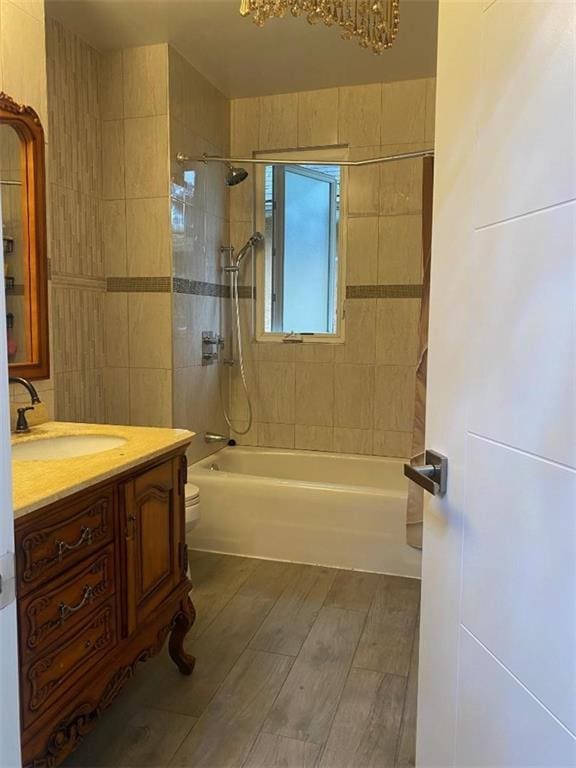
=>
[65,550,420,768]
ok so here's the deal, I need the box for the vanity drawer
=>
[19,545,116,663]
[16,487,115,595]
[21,599,117,729]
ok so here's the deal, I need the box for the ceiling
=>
[46,0,438,99]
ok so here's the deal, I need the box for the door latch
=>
[404,450,448,496]
[0,551,16,611]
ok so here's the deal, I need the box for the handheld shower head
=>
[225,163,249,186]
[234,231,264,267]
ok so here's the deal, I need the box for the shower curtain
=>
[406,156,434,550]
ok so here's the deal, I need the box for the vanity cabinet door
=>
[123,458,185,636]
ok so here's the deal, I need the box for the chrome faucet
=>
[204,432,228,444]
[9,376,41,434]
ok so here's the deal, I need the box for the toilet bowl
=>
[185,482,201,532]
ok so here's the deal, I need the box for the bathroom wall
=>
[228,78,435,457]
[168,48,230,461]
[2,0,55,420]
[99,43,173,427]
[46,17,105,422]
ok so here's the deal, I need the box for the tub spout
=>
[205,432,228,444]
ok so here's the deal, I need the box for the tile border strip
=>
[346,284,423,299]
[104,277,422,300]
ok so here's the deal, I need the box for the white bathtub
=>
[188,446,421,578]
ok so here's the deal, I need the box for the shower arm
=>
[176,148,434,168]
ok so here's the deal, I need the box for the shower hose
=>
[220,266,253,436]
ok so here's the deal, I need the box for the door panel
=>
[475,1,576,226]
[419,1,576,765]
[468,204,576,466]
[462,436,576,732]
[455,630,576,767]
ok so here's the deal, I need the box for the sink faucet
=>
[9,376,41,434]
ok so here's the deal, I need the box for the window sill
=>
[256,332,345,345]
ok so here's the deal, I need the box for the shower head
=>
[234,231,264,266]
[225,163,249,187]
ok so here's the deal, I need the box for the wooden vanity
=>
[12,423,195,768]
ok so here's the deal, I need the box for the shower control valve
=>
[202,331,224,365]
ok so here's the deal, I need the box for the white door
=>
[416,1,576,766]
[0,172,21,766]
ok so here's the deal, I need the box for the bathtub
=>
[188,446,421,578]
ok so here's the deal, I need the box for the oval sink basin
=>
[12,435,127,461]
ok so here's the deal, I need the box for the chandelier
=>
[239,1,400,55]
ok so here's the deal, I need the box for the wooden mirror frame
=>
[1,92,49,380]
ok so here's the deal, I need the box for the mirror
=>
[1,92,49,380]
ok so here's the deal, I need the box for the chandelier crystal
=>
[239,0,400,55]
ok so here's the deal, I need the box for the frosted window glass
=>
[283,169,332,333]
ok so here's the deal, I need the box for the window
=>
[256,149,346,341]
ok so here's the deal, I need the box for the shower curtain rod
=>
[176,148,434,168]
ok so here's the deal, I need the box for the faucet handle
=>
[16,406,34,434]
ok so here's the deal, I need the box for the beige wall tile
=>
[259,93,298,150]
[425,77,436,144]
[381,79,426,145]
[257,341,296,363]
[229,178,254,224]
[293,343,335,363]
[231,96,260,155]
[295,362,334,427]
[104,293,129,368]
[333,427,373,455]
[103,366,130,425]
[374,365,415,431]
[124,115,169,198]
[380,152,423,215]
[348,147,381,215]
[255,361,295,424]
[378,214,422,284]
[128,293,172,369]
[298,88,339,147]
[373,430,413,458]
[129,367,172,427]
[232,420,259,447]
[295,425,334,452]
[258,422,295,449]
[375,299,420,365]
[126,197,171,276]
[123,44,168,118]
[346,217,379,285]
[338,83,381,147]
[334,364,374,429]
[99,50,123,120]
[102,120,125,200]
[335,300,376,364]
[102,200,127,276]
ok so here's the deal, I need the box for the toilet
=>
[185,482,201,532]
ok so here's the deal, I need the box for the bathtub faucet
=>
[205,432,228,444]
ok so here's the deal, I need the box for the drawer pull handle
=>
[56,526,93,561]
[59,585,94,621]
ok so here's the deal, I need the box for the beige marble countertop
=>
[12,421,194,519]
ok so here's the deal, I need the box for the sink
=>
[12,434,127,461]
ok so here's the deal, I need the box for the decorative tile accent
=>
[346,284,423,299]
[107,277,171,293]
[173,277,229,298]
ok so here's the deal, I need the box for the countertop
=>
[12,421,194,519]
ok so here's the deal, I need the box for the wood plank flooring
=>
[65,551,420,768]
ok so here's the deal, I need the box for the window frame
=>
[254,146,348,345]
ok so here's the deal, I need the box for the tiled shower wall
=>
[168,48,231,462]
[99,43,173,427]
[46,17,105,422]
[228,79,435,456]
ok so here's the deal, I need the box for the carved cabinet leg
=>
[168,596,196,675]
